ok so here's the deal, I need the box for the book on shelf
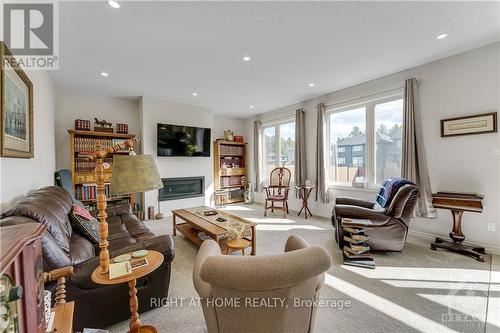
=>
[341,218,373,228]
[351,234,370,242]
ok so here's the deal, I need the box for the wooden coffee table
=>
[172,208,256,255]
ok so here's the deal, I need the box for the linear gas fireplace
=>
[159,176,205,201]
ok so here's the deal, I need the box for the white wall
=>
[54,88,140,170]
[213,115,246,141]
[140,97,216,215]
[0,71,56,211]
[245,42,500,250]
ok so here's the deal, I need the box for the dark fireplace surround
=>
[159,176,205,201]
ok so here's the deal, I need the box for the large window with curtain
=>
[262,118,296,182]
[327,92,403,187]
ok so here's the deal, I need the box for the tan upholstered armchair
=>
[193,235,332,333]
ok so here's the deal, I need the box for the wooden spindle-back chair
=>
[264,166,292,217]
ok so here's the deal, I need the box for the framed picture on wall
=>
[1,41,34,158]
[440,112,497,138]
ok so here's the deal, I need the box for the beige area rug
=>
[109,204,498,333]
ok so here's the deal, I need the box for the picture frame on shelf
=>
[440,112,497,138]
[1,41,34,158]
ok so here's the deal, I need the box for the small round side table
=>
[226,238,251,255]
[91,251,164,333]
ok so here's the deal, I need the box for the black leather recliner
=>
[332,184,419,252]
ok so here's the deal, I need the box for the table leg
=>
[128,279,141,333]
[251,226,256,256]
[430,209,485,262]
[172,214,177,236]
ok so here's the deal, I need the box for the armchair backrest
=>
[385,184,420,224]
[193,235,332,333]
[269,166,292,187]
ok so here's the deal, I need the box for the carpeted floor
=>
[109,204,499,333]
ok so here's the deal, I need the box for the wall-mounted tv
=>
[157,123,211,157]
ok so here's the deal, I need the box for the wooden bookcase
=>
[213,140,247,204]
[67,129,135,211]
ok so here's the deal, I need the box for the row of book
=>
[219,145,244,156]
[75,183,127,200]
[342,219,375,269]
[74,137,128,152]
[85,198,130,212]
[220,176,243,187]
[226,188,244,200]
[75,157,112,172]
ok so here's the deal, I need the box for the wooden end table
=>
[91,251,164,333]
[295,186,314,219]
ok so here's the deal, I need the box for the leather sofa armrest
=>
[71,235,175,289]
[335,197,376,209]
[334,205,390,225]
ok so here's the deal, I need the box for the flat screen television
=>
[157,123,211,157]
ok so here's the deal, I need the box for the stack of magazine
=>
[342,219,375,269]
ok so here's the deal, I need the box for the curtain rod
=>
[324,85,405,109]
[258,110,296,124]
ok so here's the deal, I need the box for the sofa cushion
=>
[70,233,95,265]
[1,186,73,253]
[70,206,100,244]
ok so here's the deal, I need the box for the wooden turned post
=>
[95,144,110,274]
[450,210,465,243]
[128,279,141,333]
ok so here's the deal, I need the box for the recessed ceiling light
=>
[108,0,120,8]
[242,56,251,62]
[100,72,109,77]
[192,92,198,96]
[308,83,315,87]
[436,33,448,40]
[249,105,254,109]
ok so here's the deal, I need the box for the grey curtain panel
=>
[401,78,437,218]
[295,109,306,196]
[254,120,263,192]
[315,103,330,203]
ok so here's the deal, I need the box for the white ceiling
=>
[50,1,500,118]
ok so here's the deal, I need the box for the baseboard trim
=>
[408,230,500,255]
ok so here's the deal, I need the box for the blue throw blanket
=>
[376,178,415,208]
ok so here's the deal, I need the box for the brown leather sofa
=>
[0,186,175,331]
[332,184,419,251]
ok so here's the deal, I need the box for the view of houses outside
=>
[329,99,403,184]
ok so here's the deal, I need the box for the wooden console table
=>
[431,192,485,261]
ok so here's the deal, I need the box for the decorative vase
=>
[224,130,234,141]
[245,181,254,205]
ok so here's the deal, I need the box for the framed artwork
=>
[1,41,34,158]
[441,112,497,138]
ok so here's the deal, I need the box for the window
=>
[327,94,403,186]
[262,119,295,182]
[352,156,364,167]
[374,99,403,184]
[328,106,366,184]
